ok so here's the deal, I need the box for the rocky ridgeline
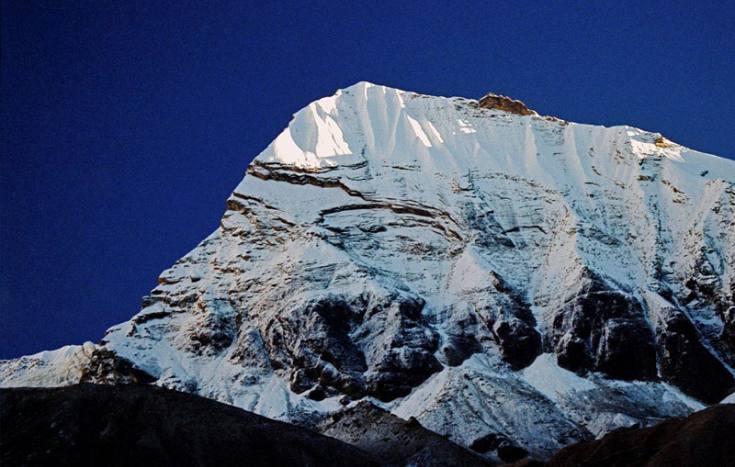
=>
[477,93,536,116]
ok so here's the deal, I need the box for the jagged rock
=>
[263,292,442,402]
[551,276,657,380]
[358,295,442,401]
[470,432,528,462]
[267,295,368,398]
[478,93,536,115]
[79,349,155,385]
[654,309,734,403]
[492,317,541,370]
[440,307,483,366]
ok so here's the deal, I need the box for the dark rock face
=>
[595,317,656,380]
[470,432,529,463]
[655,311,735,404]
[551,276,657,381]
[79,349,155,385]
[317,401,493,467]
[264,293,441,402]
[359,296,442,401]
[488,276,543,371]
[275,296,368,399]
[0,384,376,467]
[681,251,735,364]
[262,281,543,404]
[537,404,735,467]
[441,307,483,367]
[492,317,542,370]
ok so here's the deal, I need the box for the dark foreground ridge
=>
[318,400,493,466]
[0,384,494,467]
[0,384,375,467]
[512,404,735,467]
[3,384,733,467]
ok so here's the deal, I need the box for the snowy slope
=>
[2,82,734,458]
[0,343,96,387]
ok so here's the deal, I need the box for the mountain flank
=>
[0,384,494,467]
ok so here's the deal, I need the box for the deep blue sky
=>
[1,1,734,358]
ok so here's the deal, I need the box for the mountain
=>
[2,82,734,460]
[531,403,735,467]
[4,386,732,467]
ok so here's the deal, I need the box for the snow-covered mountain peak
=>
[3,83,735,461]
[257,82,733,183]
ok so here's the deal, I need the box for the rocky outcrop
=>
[550,274,657,381]
[263,292,442,403]
[646,295,735,404]
[492,315,542,371]
[79,349,155,385]
[470,432,529,463]
[477,93,536,115]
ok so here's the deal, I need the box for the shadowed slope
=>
[525,404,735,467]
[0,384,376,467]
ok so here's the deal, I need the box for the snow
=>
[309,105,353,157]
[0,342,96,388]
[722,392,735,404]
[521,353,595,402]
[456,118,476,134]
[425,120,444,144]
[317,91,341,114]
[270,128,311,166]
[660,383,706,411]
[406,114,432,147]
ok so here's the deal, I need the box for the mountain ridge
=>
[0,384,377,467]
[2,82,734,460]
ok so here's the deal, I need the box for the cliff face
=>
[2,82,734,459]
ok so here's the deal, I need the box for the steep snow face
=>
[2,82,735,458]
